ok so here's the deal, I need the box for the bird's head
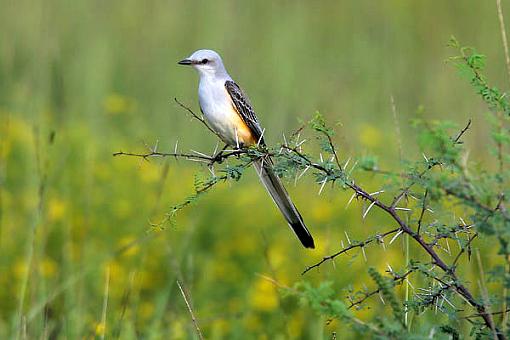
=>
[178,49,228,78]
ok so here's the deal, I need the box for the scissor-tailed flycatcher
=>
[178,49,315,249]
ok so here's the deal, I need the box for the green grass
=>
[1,0,508,338]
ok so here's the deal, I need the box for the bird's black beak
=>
[178,58,193,65]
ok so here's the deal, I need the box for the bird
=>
[178,49,315,249]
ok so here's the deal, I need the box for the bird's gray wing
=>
[225,80,265,145]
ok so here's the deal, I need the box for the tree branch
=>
[289,131,503,338]
[348,270,413,310]
[302,228,401,275]
[174,97,219,138]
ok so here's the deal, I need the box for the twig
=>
[417,189,428,235]
[463,309,510,320]
[113,149,246,165]
[453,119,472,144]
[444,188,510,222]
[451,233,478,269]
[174,97,219,138]
[348,270,413,310]
[326,133,342,171]
[302,228,400,274]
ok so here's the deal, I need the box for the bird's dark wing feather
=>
[225,81,314,248]
[225,80,265,145]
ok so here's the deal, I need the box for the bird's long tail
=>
[253,158,315,249]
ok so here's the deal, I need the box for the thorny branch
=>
[115,101,505,337]
[301,228,401,275]
[113,149,245,165]
[348,270,413,310]
[174,97,219,138]
[294,121,503,338]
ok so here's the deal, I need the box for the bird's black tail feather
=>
[253,158,315,249]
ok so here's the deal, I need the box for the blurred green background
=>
[1,0,508,338]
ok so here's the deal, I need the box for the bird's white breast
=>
[198,76,240,145]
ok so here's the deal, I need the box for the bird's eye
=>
[201,58,209,64]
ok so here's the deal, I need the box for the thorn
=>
[389,229,403,245]
[346,193,357,209]
[408,194,418,201]
[295,132,301,143]
[256,164,263,176]
[441,294,456,309]
[395,207,412,211]
[361,247,367,262]
[457,292,471,305]
[362,201,376,219]
[380,238,386,251]
[235,127,240,149]
[378,291,385,304]
[348,160,358,175]
[386,264,393,273]
[422,153,429,163]
[343,157,351,169]
[454,231,462,248]
[406,278,415,291]
[190,149,210,158]
[369,190,385,196]
[318,178,327,195]
[207,166,215,177]
[320,153,324,163]
[257,128,266,147]
[341,240,345,249]
[344,231,352,245]
[393,194,404,207]
[282,132,288,147]
[188,158,209,163]
[297,165,310,181]
[295,138,307,149]
[174,140,179,154]
[212,142,219,156]
[414,294,424,301]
